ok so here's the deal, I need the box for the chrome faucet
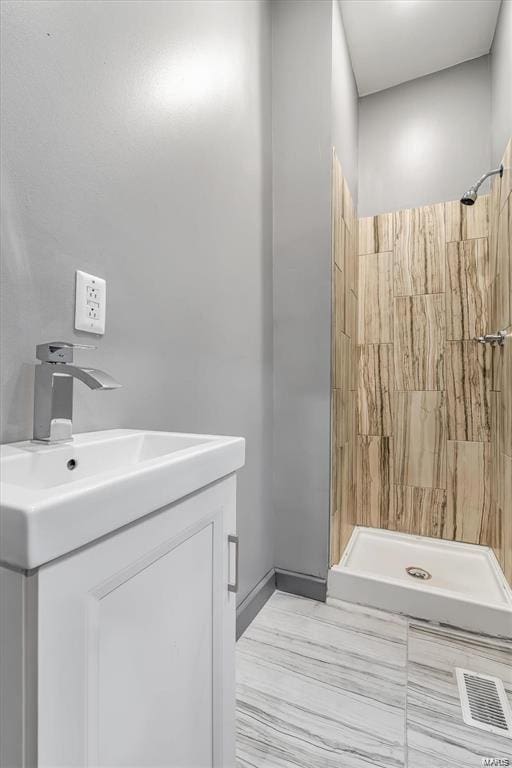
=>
[33,341,121,443]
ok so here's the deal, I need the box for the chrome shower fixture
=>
[460,164,504,206]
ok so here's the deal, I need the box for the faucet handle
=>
[36,341,97,364]
[474,331,506,347]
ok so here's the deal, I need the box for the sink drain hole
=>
[67,458,78,471]
[406,565,431,580]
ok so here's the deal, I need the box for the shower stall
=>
[328,139,512,636]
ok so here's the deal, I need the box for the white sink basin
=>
[0,429,245,570]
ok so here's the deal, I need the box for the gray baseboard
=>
[275,568,327,602]
[236,568,275,639]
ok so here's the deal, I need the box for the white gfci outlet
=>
[75,270,106,334]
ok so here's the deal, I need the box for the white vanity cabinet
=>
[0,429,244,768]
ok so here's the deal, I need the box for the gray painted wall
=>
[0,0,274,605]
[272,0,358,582]
[272,0,332,580]
[332,0,358,207]
[491,0,512,164]
[358,56,491,217]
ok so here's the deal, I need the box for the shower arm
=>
[471,164,504,194]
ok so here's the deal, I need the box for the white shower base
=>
[328,527,512,638]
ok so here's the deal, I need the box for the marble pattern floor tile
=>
[237,592,512,768]
[407,622,512,768]
[236,592,407,768]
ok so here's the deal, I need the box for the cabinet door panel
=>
[96,525,213,767]
[36,478,236,768]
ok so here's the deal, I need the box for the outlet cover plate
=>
[75,270,106,334]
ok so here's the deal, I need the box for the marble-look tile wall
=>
[330,150,358,564]
[347,137,511,584]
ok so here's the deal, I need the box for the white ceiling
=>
[340,0,502,96]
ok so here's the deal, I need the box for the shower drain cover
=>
[406,566,432,580]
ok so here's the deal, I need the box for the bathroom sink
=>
[0,429,245,570]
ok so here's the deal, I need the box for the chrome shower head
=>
[460,187,478,206]
[460,164,503,206]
